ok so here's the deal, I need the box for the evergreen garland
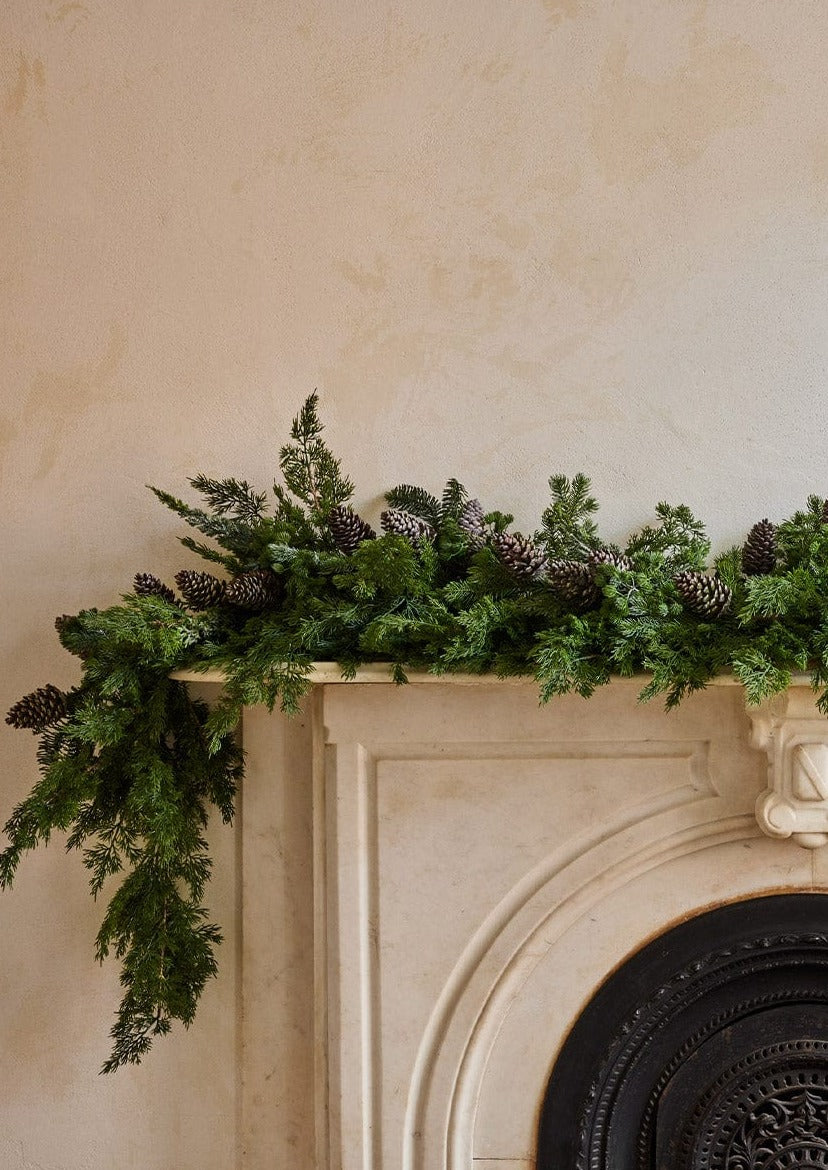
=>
[7,391,828,1071]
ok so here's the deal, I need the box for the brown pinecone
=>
[741,519,777,576]
[674,571,733,617]
[133,572,178,605]
[547,559,601,608]
[6,684,68,732]
[380,508,436,544]
[328,505,376,555]
[175,570,227,610]
[225,569,281,610]
[458,498,487,550]
[492,531,549,581]
[588,547,634,574]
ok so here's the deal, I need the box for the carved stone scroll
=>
[748,689,828,848]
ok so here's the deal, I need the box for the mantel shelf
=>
[170,664,815,688]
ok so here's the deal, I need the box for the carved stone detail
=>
[747,691,828,848]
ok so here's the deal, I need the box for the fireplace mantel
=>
[184,670,828,1169]
[174,664,814,689]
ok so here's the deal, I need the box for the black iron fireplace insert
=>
[537,893,828,1169]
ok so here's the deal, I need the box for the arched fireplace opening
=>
[537,893,828,1170]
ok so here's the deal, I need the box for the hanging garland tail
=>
[6,390,828,1072]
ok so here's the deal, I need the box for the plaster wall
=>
[1,2,828,1167]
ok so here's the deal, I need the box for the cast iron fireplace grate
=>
[537,894,828,1170]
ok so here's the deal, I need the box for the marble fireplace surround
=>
[181,669,828,1170]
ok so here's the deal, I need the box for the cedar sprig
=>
[278,391,354,532]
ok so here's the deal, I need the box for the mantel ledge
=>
[171,664,815,688]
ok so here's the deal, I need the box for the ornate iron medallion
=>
[685,1042,828,1169]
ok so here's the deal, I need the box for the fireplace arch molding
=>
[537,893,828,1170]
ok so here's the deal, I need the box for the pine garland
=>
[7,390,828,1072]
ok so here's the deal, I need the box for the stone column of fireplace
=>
[226,673,828,1170]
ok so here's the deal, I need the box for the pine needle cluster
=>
[7,392,828,1070]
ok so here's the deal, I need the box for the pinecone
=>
[547,559,601,609]
[674,571,733,617]
[328,505,376,555]
[492,531,549,581]
[175,569,227,610]
[458,498,487,550]
[6,684,68,732]
[380,508,436,544]
[133,572,178,605]
[741,519,777,576]
[588,547,634,574]
[225,569,281,610]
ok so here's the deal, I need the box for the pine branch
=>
[533,615,610,701]
[149,486,278,567]
[731,647,793,705]
[179,536,242,573]
[740,574,797,620]
[189,474,268,522]
[441,478,468,521]
[384,483,442,527]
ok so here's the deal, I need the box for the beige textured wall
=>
[2,1,828,1166]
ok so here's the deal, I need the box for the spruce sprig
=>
[538,473,601,560]
[625,502,710,570]
[776,496,828,572]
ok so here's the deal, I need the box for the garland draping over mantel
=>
[6,393,828,1071]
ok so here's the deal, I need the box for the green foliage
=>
[538,473,601,560]
[278,391,354,533]
[441,478,468,520]
[2,605,243,1073]
[626,502,711,570]
[151,391,353,567]
[189,474,268,522]
[533,615,611,701]
[9,391,828,1072]
[385,477,472,529]
[776,495,827,568]
[147,485,278,573]
[384,483,441,527]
